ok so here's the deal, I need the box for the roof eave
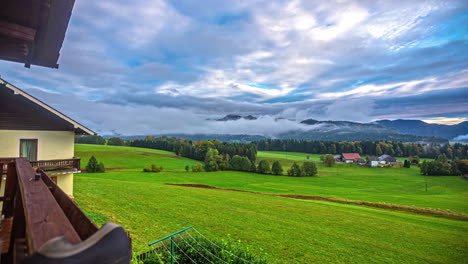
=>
[0,78,96,135]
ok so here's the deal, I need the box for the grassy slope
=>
[75,144,200,171]
[74,145,468,263]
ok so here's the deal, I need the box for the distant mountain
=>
[376,119,468,140]
[216,114,258,121]
[111,118,453,144]
[286,119,447,143]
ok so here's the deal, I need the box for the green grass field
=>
[75,144,200,171]
[74,144,468,263]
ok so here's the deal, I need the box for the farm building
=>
[378,155,402,165]
[0,78,95,196]
[356,158,366,165]
[341,153,362,163]
[334,154,342,161]
[367,157,379,167]
[379,155,396,163]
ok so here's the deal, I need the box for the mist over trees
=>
[130,137,257,163]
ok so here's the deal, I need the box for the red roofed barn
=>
[342,153,362,163]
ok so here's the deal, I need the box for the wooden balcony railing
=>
[30,157,80,172]
[0,158,98,263]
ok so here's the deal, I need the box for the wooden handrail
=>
[0,158,96,262]
[30,157,81,172]
[16,158,81,252]
[39,169,98,240]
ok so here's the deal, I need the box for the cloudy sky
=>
[1,0,467,135]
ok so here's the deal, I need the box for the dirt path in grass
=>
[166,183,468,221]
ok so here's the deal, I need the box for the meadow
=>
[74,144,468,263]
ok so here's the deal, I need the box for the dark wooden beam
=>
[0,21,36,41]
[1,163,18,219]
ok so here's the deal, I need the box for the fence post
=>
[171,236,175,264]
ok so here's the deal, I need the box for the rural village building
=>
[334,154,342,161]
[341,153,362,163]
[0,78,95,196]
[378,154,401,164]
[367,157,379,167]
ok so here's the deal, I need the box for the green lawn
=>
[73,144,468,263]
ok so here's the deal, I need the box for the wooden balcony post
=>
[2,163,17,218]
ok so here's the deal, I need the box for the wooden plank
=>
[0,218,13,254]
[0,164,3,192]
[15,158,81,253]
[13,238,27,264]
[40,170,98,240]
[29,0,75,68]
[0,21,36,41]
[10,188,25,264]
[2,163,17,218]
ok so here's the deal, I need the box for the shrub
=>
[302,161,318,176]
[271,161,283,175]
[185,165,190,172]
[97,162,106,173]
[86,156,105,173]
[257,160,271,174]
[107,137,125,146]
[409,156,420,165]
[403,160,411,168]
[323,154,336,167]
[230,155,252,172]
[250,162,257,172]
[143,164,162,172]
[192,163,203,172]
[287,162,302,177]
[139,235,267,264]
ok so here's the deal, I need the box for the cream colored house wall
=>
[55,172,74,196]
[0,130,75,196]
[0,130,74,159]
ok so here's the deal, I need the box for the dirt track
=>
[166,183,468,221]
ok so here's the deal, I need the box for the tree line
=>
[421,154,468,176]
[256,139,468,159]
[130,136,257,163]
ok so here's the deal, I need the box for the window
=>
[20,139,38,161]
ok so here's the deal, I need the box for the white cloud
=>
[95,0,190,47]
[317,70,468,100]
[1,0,466,128]
[453,134,468,141]
[325,98,376,123]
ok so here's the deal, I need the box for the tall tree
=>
[204,149,222,172]
[257,160,271,174]
[302,162,318,176]
[323,155,336,167]
[271,161,283,175]
[287,162,303,177]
